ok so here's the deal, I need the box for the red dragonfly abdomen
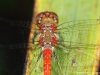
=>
[43,48,52,75]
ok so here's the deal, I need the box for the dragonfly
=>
[1,11,100,75]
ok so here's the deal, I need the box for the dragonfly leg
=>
[28,43,39,50]
[53,51,64,75]
[30,51,43,74]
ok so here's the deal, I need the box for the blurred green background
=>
[38,0,100,24]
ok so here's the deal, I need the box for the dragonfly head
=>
[36,11,59,27]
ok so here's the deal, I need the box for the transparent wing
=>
[1,19,100,75]
[0,18,33,75]
[24,19,100,75]
[52,19,100,75]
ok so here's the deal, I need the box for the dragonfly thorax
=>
[39,24,58,51]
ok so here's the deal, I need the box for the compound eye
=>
[53,17,57,23]
[37,17,42,24]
